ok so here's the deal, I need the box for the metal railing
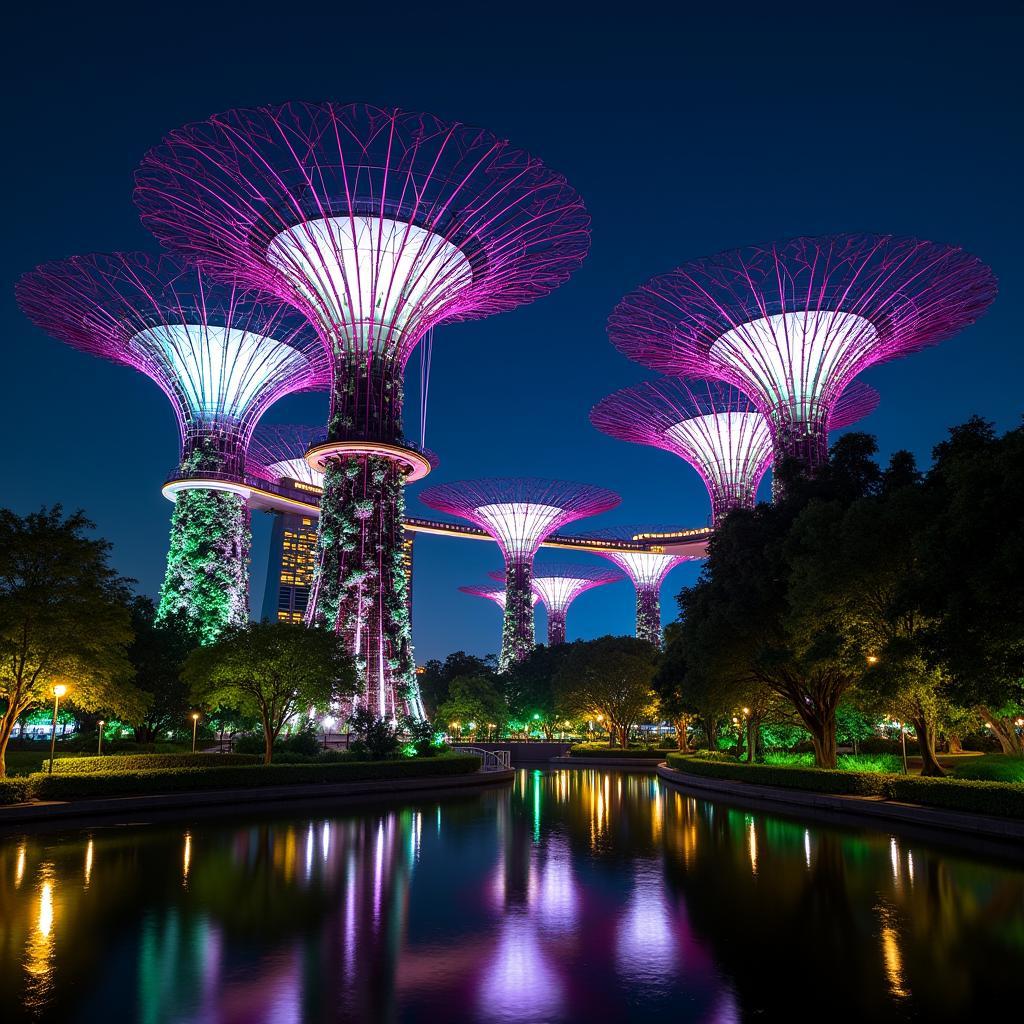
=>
[452,746,511,772]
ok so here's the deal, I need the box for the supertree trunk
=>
[546,610,567,647]
[157,489,250,644]
[635,586,662,647]
[500,559,535,672]
[308,355,421,720]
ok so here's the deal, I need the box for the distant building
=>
[261,512,318,623]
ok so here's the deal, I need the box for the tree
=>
[128,598,198,743]
[0,506,144,776]
[554,636,659,747]
[503,643,576,738]
[183,621,356,764]
[418,651,496,718]
[436,674,506,739]
[919,417,1024,754]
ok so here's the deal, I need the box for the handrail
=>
[451,746,511,772]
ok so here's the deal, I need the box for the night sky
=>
[5,11,1021,662]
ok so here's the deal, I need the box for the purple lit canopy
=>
[590,376,879,522]
[607,234,997,473]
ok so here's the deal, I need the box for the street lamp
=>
[191,712,200,754]
[97,720,105,757]
[48,684,67,774]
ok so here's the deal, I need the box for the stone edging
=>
[656,764,1024,843]
[0,768,515,827]
[551,756,669,769]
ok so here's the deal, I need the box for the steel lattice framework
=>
[16,252,325,643]
[490,563,621,646]
[591,377,878,522]
[578,525,698,646]
[248,423,326,487]
[608,234,996,476]
[420,479,619,671]
[135,101,590,719]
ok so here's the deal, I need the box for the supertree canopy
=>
[489,564,621,646]
[590,377,878,522]
[248,423,326,488]
[578,526,698,646]
[135,101,590,719]
[420,479,620,671]
[16,252,325,643]
[608,234,997,477]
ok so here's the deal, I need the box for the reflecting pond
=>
[1,769,1021,1022]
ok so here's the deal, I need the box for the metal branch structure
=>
[459,583,539,613]
[489,564,620,646]
[591,377,878,522]
[420,479,620,671]
[608,234,996,478]
[16,252,325,643]
[136,101,590,718]
[248,423,326,488]
[577,526,698,645]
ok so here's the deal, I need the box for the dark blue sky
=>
[5,10,1021,662]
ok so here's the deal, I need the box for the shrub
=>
[44,753,258,774]
[951,755,1024,784]
[884,776,1024,819]
[691,749,737,762]
[665,754,886,795]
[0,778,30,804]
[26,753,482,801]
[569,743,675,759]
[763,752,902,773]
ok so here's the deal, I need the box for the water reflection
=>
[0,769,1020,1022]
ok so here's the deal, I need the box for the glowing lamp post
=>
[48,684,67,774]
[97,721,105,757]
[191,713,200,754]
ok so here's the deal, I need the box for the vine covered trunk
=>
[547,610,567,647]
[500,559,535,672]
[635,586,662,647]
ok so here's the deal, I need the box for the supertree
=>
[248,423,325,488]
[488,564,621,646]
[607,234,996,479]
[420,479,620,671]
[590,377,878,522]
[576,526,698,646]
[458,583,539,613]
[135,101,590,718]
[16,253,326,643]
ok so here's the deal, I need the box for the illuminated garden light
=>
[489,563,621,646]
[608,234,996,480]
[421,479,619,670]
[591,377,878,522]
[16,253,325,642]
[576,525,698,646]
[136,101,589,718]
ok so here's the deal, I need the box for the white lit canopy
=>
[708,310,878,427]
[665,411,772,501]
[531,574,606,615]
[267,458,324,488]
[474,503,567,561]
[599,550,686,590]
[267,216,474,359]
[130,323,309,426]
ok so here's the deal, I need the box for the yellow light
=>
[191,712,199,721]
[53,684,67,698]
[742,707,750,716]
[866,655,879,665]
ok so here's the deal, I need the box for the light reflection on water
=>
[0,768,1021,1022]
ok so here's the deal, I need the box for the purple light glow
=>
[421,479,620,670]
[591,377,878,522]
[16,253,327,476]
[608,234,996,475]
[135,102,590,719]
[489,563,621,646]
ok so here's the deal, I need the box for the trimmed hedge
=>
[951,755,1024,784]
[26,753,482,801]
[0,778,30,804]
[569,744,677,759]
[666,754,885,795]
[666,754,1024,819]
[44,753,259,774]
[886,776,1024,819]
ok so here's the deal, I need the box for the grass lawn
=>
[951,754,1024,783]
